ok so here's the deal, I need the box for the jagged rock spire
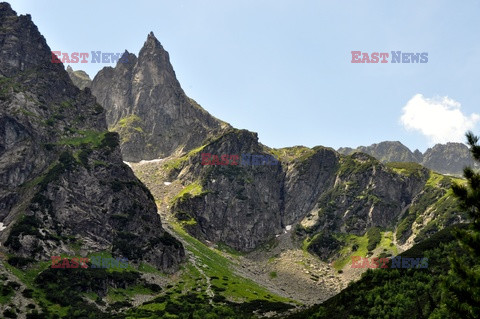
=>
[91,33,229,161]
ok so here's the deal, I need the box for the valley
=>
[0,1,478,317]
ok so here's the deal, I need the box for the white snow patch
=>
[123,161,132,168]
[0,223,6,231]
[138,158,165,165]
[164,182,171,186]
[285,225,292,231]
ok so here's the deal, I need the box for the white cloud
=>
[400,94,480,144]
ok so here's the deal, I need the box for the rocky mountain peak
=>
[91,33,229,162]
[338,140,477,174]
[0,1,13,12]
[135,32,180,89]
[422,142,476,174]
[66,65,92,90]
[0,5,185,271]
[143,31,163,50]
[117,50,137,68]
[339,141,421,163]
[0,2,55,77]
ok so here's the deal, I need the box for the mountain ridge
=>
[82,32,466,256]
[90,32,230,162]
[0,2,185,271]
[338,140,478,175]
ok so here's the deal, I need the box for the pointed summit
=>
[141,31,164,52]
[0,2,15,16]
[136,32,173,79]
[118,49,137,67]
[148,31,157,41]
[147,31,159,43]
[0,1,55,77]
[91,34,230,161]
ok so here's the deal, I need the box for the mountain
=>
[131,130,465,262]
[338,141,477,175]
[4,2,471,316]
[127,129,465,312]
[66,65,91,90]
[0,4,302,317]
[82,30,466,266]
[82,26,467,316]
[338,141,421,163]
[422,142,477,175]
[286,224,470,318]
[90,32,230,162]
[0,2,184,271]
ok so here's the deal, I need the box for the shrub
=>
[367,227,381,251]
[92,104,104,115]
[4,216,42,250]
[77,148,92,168]
[156,232,182,249]
[3,308,16,318]
[100,132,119,149]
[8,256,36,268]
[307,231,341,260]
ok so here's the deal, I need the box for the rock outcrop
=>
[0,2,184,272]
[338,141,422,163]
[422,142,477,175]
[90,32,230,162]
[66,65,91,90]
[158,130,448,253]
[338,140,477,175]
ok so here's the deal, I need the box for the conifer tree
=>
[436,131,480,318]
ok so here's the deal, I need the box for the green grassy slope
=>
[285,224,469,319]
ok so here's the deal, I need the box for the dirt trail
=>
[188,252,214,303]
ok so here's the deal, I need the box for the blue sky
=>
[7,0,480,152]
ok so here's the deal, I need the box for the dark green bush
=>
[3,308,16,318]
[7,256,36,268]
[367,227,381,251]
[22,288,34,298]
[77,148,92,168]
[4,216,42,250]
[100,132,119,149]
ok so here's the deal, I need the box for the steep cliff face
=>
[169,130,286,251]
[422,142,477,175]
[338,140,477,175]
[159,130,439,253]
[90,33,230,162]
[0,3,184,271]
[281,146,340,225]
[338,141,422,163]
[66,65,91,90]
[301,153,429,236]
